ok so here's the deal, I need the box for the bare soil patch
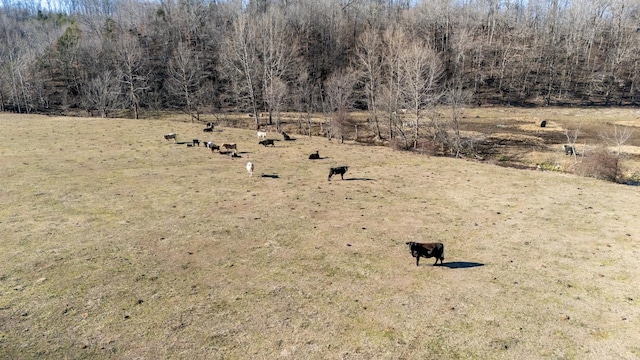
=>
[1,112,640,359]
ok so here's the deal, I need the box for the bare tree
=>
[167,41,205,122]
[258,8,298,129]
[222,13,261,128]
[324,68,356,141]
[564,123,582,163]
[446,84,472,157]
[400,39,443,149]
[292,69,314,137]
[83,70,121,118]
[577,123,630,182]
[265,76,287,131]
[4,48,32,113]
[355,28,384,140]
[116,33,149,119]
[381,26,408,142]
[601,124,634,159]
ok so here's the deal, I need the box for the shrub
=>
[575,147,620,182]
[388,136,442,156]
[389,137,409,151]
[416,138,444,156]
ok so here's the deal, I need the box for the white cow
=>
[246,162,254,177]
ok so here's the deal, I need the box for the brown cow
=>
[222,143,237,151]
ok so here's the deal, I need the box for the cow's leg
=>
[433,258,439,266]
[340,173,344,180]
[416,256,420,267]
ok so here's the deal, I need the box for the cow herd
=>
[163,125,346,182]
[164,124,450,268]
[161,122,593,269]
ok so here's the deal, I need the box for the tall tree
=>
[167,41,204,122]
[222,12,261,128]
[400,39,443,149]
[52,22,84,110]
[355,27,384,140]
[83,70,121,117]
[445,83,471,157]
[2,41,33,113]
[380,25,406,142]
[324,68,356,141]
[116,32,149,119]
[258,8,298,129]
[291,68,316,136]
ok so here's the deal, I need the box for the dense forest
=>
[0,0,639,125]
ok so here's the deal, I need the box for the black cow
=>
[328,166,348,181]
[563,144,575,155]
[259,139,276,147]
[282,131,295,141]
[309,151,320,160]
[192,139,200,146]
[405,242,445,266]
[205,142,220,151]
[203,122,214,132]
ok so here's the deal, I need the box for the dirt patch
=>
[518,121,565,132]
[486,132,546,146]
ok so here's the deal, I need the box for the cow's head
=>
[406,242,420,257]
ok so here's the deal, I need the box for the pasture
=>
[1,111,639,359]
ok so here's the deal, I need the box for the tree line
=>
[1,0,639,131]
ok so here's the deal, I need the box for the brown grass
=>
[1,111,640,359]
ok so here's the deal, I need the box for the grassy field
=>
[1,110,639,359]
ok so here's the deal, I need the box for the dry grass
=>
[1,111,640,359]
[454,107,640,177]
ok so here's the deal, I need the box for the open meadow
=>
[1,110,640,359]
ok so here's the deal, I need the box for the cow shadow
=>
[344,177,376,181]
[441,261,484,269]
[260,174,279,178]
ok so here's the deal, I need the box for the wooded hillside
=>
[1,0,639,121]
